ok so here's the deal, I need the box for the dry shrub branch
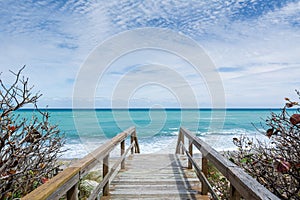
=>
[228,91,300,199]
[0,66,65,199]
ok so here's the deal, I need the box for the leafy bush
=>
[207,161,230,199]
[228,91,300,199]
[0,67,65,199]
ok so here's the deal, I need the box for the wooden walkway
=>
[104,154,209,200]
[23,127,280,200]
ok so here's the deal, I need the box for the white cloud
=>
[0,0,299,108]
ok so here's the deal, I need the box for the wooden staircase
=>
[103,154,209,200]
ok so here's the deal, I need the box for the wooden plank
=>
[102,194,209,200]
[131,129,140,153]
[108,154,209,200]
[88,142,136,200]
[22,167,80,200]
[230,183,242,200]
[66,182,79,200]
[110,183,201,190]
[103,154,110,196]
[201,157,208,195]
[180,143,219,199]
[23,127,137,200]
[70,127,135,178]
[180,127,280,200]
[175,130,183,154]
[130,135,134,154]
[120,140,125,169]
[188,139,193,169]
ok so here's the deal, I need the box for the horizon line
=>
[18,107,287,110]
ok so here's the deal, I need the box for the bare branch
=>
[0,66,65,199]
[226,92,300,199]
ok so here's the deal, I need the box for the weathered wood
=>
[103,154,110,196]
[108,154,209,200]
[70,126,136,178]
[130,135,134,154]
[22,167,80,200]
[102,194,208,200]
[188,139,193,169]
[24,125,279,200]
[121,140,125,169]
[66,182,79,200]
[230,183,242,200]
[88,142,136,200]
[132,128,140,153]
[181,132,185,154]
[180,141,219,199]
[134,136,140,153]
[175,130,182,154]
[23,126,138,200]
[178,127,280,200]
[201,157,208,195]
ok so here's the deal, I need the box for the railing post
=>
[176,129,185,154]
[130,134,134,154]
[121,140,125,169]
[176,129,182,154]
[103,154,109,196]
[188,139,193,169]
[66,183,79,200]
[201,157,208,195]
[133,128,140,153]
[181,133,185,154]
[229,183,242,200]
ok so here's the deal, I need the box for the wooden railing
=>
[23,126,140,200]
[176,127,280,200]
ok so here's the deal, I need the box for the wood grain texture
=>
[22,127,137,200]
[103,154,209,200]
[22,167,80,200]
[179,127,280,200]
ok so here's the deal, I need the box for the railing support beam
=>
[133,128,140,153]
[201,157,208,195]
[176,127,280,200]
[230,184,242,200]
[131,135,134,154]
[121,140,125,169]
[188,139,193,169]
[67,183,79,200]
[103,154,109,196]
[23,126,139,200]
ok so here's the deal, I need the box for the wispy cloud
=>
[0,0,299,108]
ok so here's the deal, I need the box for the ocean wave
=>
[153,131,178,137]
[196,128,258,136]
[61,128,266,159]
[61,132,268,159]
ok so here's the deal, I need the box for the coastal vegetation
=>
[0,67,65,199]
[227,91,300,199]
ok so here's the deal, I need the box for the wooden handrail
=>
[179,140,220,200]
[176,127,280,200]
[23,126,140,200]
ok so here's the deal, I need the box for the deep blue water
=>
[15,108,282,158]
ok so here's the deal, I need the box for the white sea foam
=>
[61,128,267,159]
[53,109,275,159]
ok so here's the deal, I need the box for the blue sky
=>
[0,0,300,108]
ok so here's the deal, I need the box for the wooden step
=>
[103,154,209,200]
[102,194,209,200]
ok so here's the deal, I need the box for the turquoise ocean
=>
[17,109,280,158]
